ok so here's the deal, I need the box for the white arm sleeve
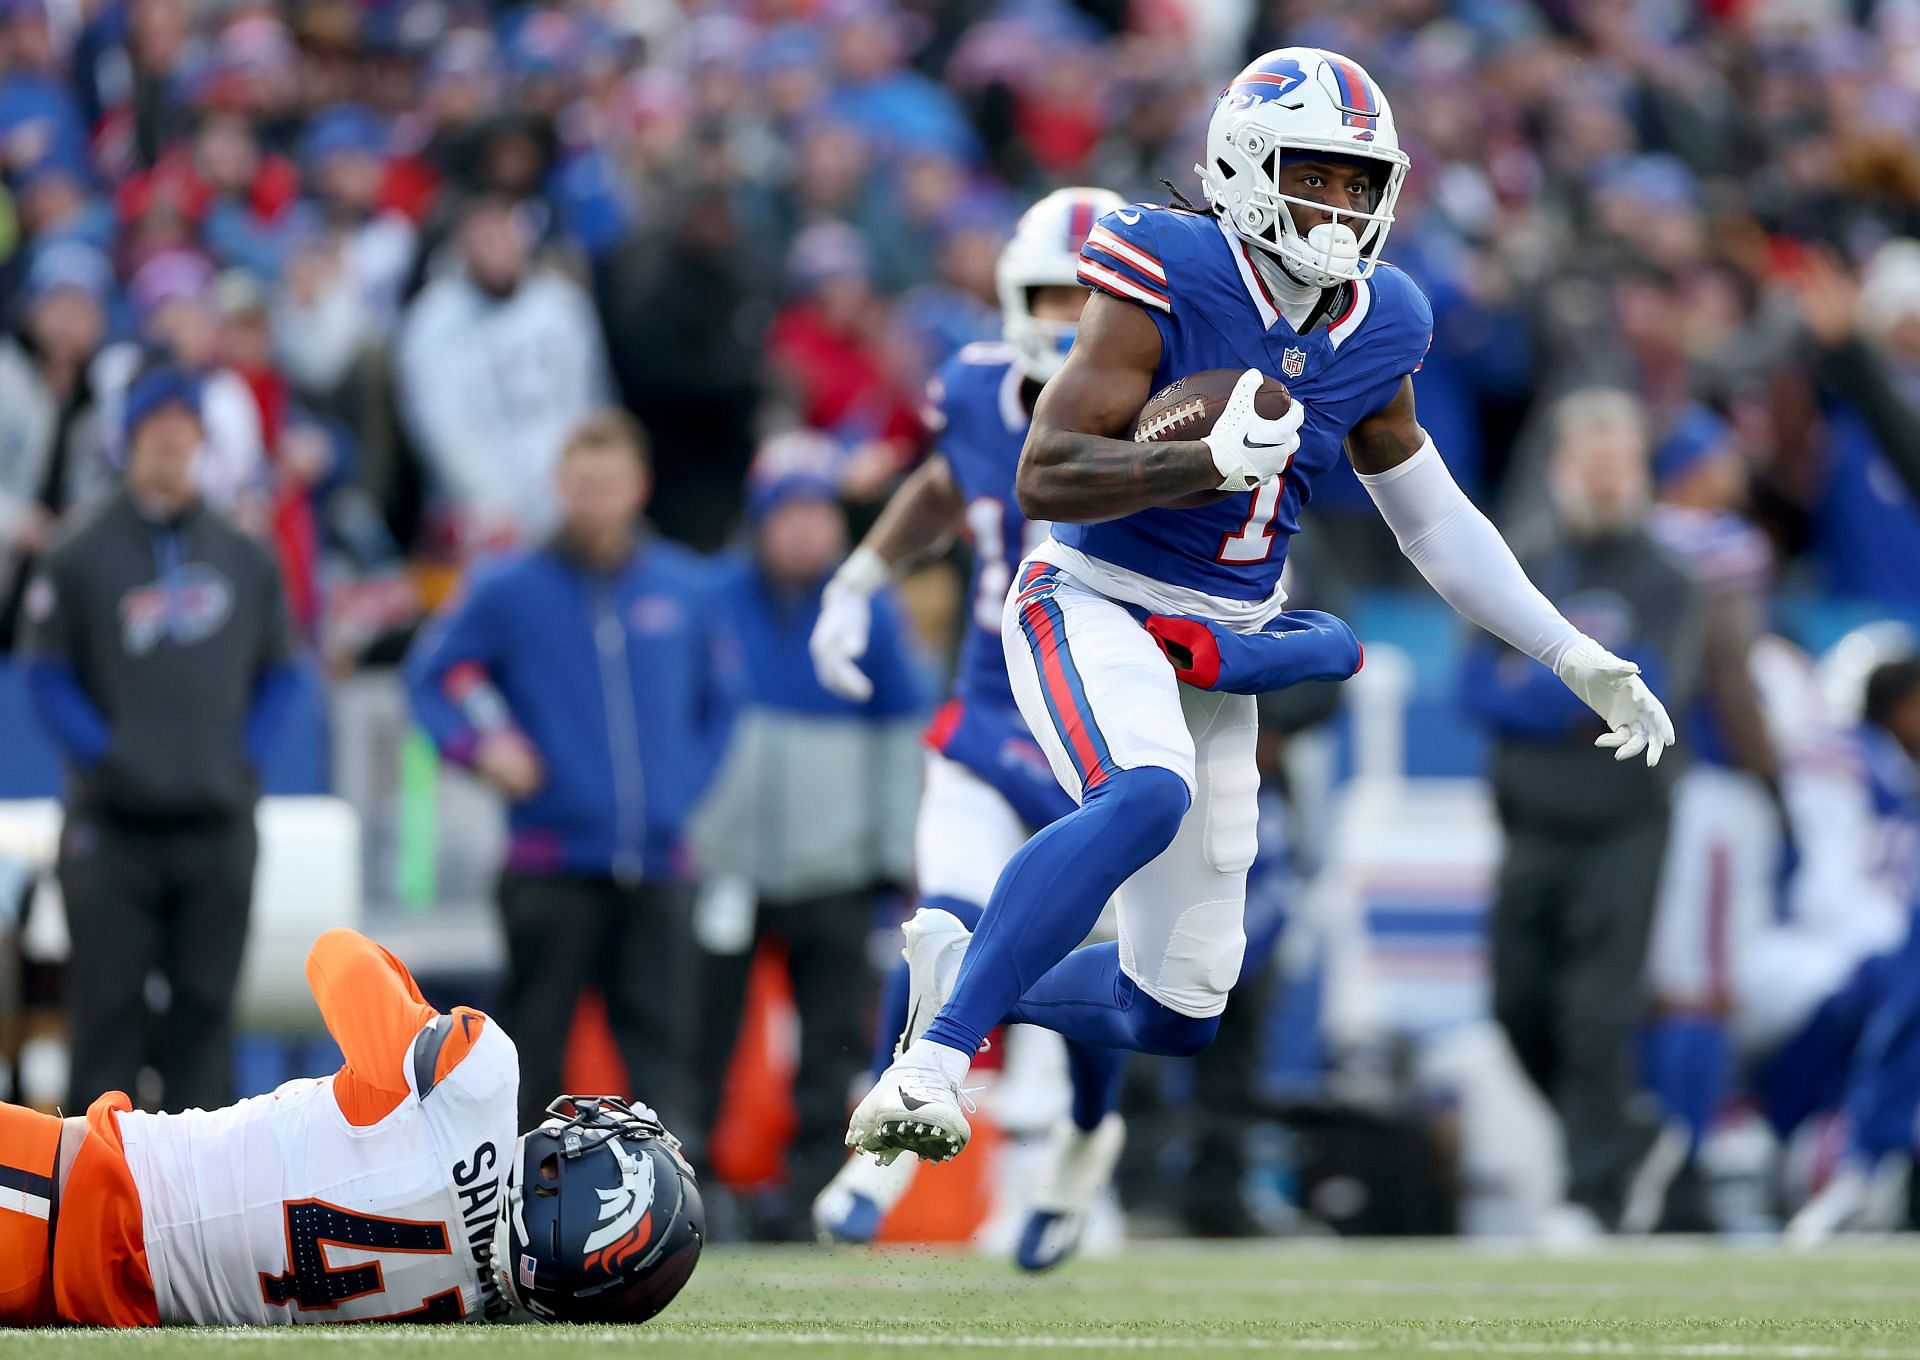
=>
[1357,435,1582,669]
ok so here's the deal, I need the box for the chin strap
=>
[1299,281,1349,334]
[1247,243,1345,333]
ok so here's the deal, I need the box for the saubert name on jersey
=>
[0,928,703,1328]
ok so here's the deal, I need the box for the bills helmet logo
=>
[1222,54,1307,111]
[1281,347,1307,379]
[581,1138,656,1275]
[118,563,233,655]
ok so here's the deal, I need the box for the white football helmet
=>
[1197,48,1410,290]
[997,185,1127,382]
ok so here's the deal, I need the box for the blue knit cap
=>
[122,365,203,444]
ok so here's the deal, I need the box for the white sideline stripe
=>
[684,1337,1920,1358]
[167,1329,1920,1358]
[0,1184,50,1219]
[718,1270,1920,1302]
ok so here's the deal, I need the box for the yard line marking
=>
[712,1271,1920,1302]
[133,1329,1920,1358]
[623,1335,1920,1358]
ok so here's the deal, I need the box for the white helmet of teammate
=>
[1197,47,1410,290]
[997,185,1127,383]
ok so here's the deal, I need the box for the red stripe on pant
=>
[1021,594,1108,791]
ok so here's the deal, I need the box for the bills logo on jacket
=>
[118,563,234,655]
[630,595,685,636]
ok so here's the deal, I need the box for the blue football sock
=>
[868,896,983,1082]
[1643,1015,1732,1155]
[922,765,1191,1059]
[1065,1036,1126,1131]
[1844,922,1920,1161]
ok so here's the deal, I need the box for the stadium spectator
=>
[1634,405,1783,1230]
[1459,389,1705,1235]
[1797,242,1920,615]
[690,444,924,1228]
[395,194,611,555]
[601,184,769,552]
[766,223,922,494]
[0,242,111,650]
[21,362,298,1112]
[405,410,739,1139]
[93,250,269,522]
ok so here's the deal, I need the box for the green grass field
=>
[9,1240,1920,1358]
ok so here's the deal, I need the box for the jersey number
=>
[259,1199,466,1321]
[1216,481,1283,564]
[965,498,1049,631]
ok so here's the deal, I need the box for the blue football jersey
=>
[1069,205,1433,601]
[927,341,1050,714]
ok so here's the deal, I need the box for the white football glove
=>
[810,547,889,701]
[1553,636,1677,767]
[1202,369,1307,491]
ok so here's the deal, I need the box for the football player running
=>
[847,47,1676,1167]
[810,187,1134,1271]
[0,928,702,1327]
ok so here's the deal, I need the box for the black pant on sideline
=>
[60,812,256,1112]
[497,873,701,1152]
[697,887,874,1206]
[1490,812,1667,1227]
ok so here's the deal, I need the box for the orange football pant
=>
[0,1095,157,1328]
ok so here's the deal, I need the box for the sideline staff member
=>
[407,411,740,1138]
[23,363,297,1112]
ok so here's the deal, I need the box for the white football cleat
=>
[846,1051,974,1165]
[895,907,973,1057]
[812,1149,918,1245]
[1016,1113,1125,1272]
[1618,1120,1690,1236]
[1786,1154,1908,1248]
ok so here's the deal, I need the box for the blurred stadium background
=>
[0,0,1918,1254]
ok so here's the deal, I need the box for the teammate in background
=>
[809,187,1133,1271]
[848,47,1675,1167]
[0,928,702,1328]
[1772,654,1920,1243]
[1630,407,1784,1232]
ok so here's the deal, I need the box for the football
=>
[1129,369,1292,508]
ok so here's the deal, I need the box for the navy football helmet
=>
[491,1095,705,1324]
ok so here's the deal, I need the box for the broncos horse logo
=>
[581,1139,656,1274]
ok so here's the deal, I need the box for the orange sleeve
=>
[306,928,437,1126]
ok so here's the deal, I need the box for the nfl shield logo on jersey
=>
[1282,346,1307,379]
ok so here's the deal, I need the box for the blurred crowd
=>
[1,0,1920,1243]
[0,0,1916,643]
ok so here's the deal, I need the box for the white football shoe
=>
[1016,1113,1125,1272]
[1786,1153,1909,1248]
[1618,1120,1690,1236]
[812,1149,918,1245]
[846,1047,974,1165]
[895,907,973,1057]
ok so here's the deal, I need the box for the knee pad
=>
[1086,764,1190,851]
[1123,979,1221,1057]
[1188,690,1259,875]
